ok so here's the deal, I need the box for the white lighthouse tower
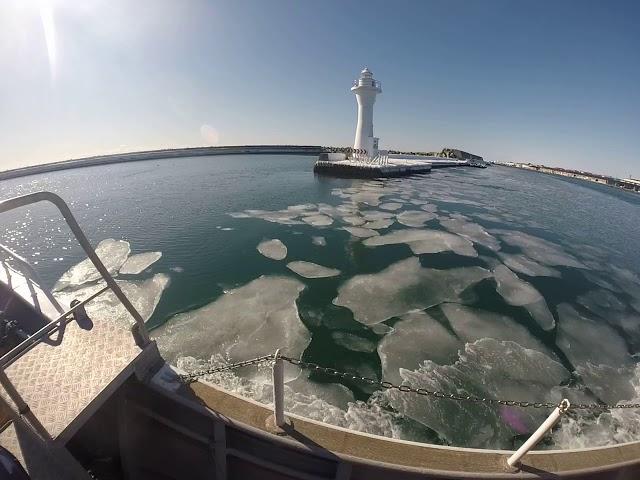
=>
[351,67,382,157]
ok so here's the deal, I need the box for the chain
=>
[178,354,275,383]
[179,353,640,411]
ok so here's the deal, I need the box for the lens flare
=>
[39,0,57,79]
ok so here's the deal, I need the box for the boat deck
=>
[0,259,158,478]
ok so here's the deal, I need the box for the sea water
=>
[2,154,640,449]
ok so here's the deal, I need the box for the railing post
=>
[507,399,570,468]
[272,349,285,428]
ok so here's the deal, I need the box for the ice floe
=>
[383,338,569,448]
[301,214,334,227]
[497,252,560,278]
[54,239,131,290]
[494,230,585,268]
[119,251,162,275]
[362,219,394,230]
[441,303,551,356]
[342,227,379,238]
[379,202,403,211]
[556,303,635,404]
[341,216,366,226]
[440,218,501,251]
[312,236,327,247]
[331,332,377,353]
[396,211,437,228]
[364,229,477,257]
[287,261,340,278]
[257,239,288,260]
[154,276,310,381]
[333,257,491,325]
[492,265,555,330]
[378,310,461,384]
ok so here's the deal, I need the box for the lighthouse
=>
[351,67,382,157]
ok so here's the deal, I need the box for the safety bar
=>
[0,285,110,369]
[0,243,65,314]
[0,191,150,350]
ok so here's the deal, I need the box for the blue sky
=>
[0,0,638,177]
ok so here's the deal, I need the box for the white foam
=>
[497,252,560,278]
[333,257,491,325]
[257,239,288,260]
[396,211,437,227]
[287,261,340,279]
[55,239,131,290]
[312,236,327,247]
[331,332,377,353]
[154,276,310,381]
[383,339,569,448]
[492,265,555,330]
[119,251,163,275]
[343,227,379,238]
[440,218,501,251]
[364,229,477,258]
[378,310,461,384]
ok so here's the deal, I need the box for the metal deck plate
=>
[0,305,143,442]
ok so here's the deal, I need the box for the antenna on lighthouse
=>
[351,67,382,157]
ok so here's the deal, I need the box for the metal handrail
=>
[0,243,65,314]
[0,285,110,368]
[0,191,150,353]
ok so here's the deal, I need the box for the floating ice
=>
[553,365,640,449]
[495,230,585,268]
[396,211,437,227]
[176,354,402,438]
[384,339,569,448]
[54,239,131,290]
[119,251,162,275]
[378,310,461,384]
[440,218,501,251]
[257,239,288,260]
[364,229,477,257]
[362,219,394,230]
[341,216,366,226]
[420,204,438,213]
[342,227,379,238]
[577,289,626,318]
[441,303,551,356]
[331,332,377,353]
[301,214,334,227]
[351,191,384,206]
[55,273,170,326]
[361,211,395,221]
[154,276,310,381]
[492,265,555,330]
[312,236,327,247]
[333,257,491,325]
[379,203,403,211]
[287,261,340,278]
[497,252,560,278]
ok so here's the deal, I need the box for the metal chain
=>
[179,353,640,411]
[279,356,640,412]
[179,354,275,383]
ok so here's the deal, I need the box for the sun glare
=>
[39,0,57,79]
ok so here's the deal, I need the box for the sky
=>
[0,0,638,178]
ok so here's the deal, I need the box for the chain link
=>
[179,353,640,411]
[178,354,275,383]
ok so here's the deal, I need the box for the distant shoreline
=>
[0,145,323,181]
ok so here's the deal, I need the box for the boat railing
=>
[0,191,150,369]
[179,351,640,468]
